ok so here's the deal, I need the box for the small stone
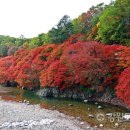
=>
[95,102,98,105]
[88,114,94,118]
[23,100,27,103]
[84,100,88,103]
[80,122,84,125]
[99,124,103,127]
[68,104,73,106]
[115,123,119,127]
[98,105,103,109]
[87,108,91,111]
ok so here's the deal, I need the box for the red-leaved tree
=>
[115,67,130,106]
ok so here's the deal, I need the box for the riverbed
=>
[0,100,95,130]
[0,87,130,130]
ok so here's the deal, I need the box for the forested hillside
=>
[0,0,130,106]
[0,0,129,53]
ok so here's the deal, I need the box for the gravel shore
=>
[0,100,98,130]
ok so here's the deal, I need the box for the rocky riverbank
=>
[0,100,98,130]
[36,87,129,109]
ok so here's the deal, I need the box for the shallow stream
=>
[0,87,129,130]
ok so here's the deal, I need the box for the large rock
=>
[52,88,59,98]
[37,87,92,100]
[36,88,53,97]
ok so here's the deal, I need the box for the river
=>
[0,87,129,130]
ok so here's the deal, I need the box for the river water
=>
[0,87,129,130]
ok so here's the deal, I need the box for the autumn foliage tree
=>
[0,56,14,84]
[61,42,109,86]
[0,34,130,106]
[115,67,130,106]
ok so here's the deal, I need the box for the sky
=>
[0,0,111,38]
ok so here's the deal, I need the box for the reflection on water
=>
[0,87,130,130]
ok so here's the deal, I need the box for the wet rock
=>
[67,91,73,99]
[78,93,85,100]
[36,88,53,97]
[52,88,59,98]
[84,100,88,103]
[98,105,103,109]
[61,93,68,98]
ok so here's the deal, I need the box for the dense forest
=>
[0,0,130,106]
